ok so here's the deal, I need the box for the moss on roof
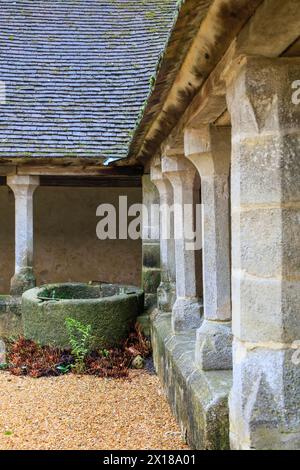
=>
[0,0,178,160]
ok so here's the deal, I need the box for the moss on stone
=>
[143,244,160,269]
[22,283,144,350]
[142,268,161,294]
[136,313,151,337]
[10,269,36,296]
[38,284,101,301]
[0,296,23,338]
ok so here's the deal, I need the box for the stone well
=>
[22,283,144,349]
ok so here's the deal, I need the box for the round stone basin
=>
[22,283,144,349]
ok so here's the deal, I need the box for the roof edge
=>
[125,0,263,166]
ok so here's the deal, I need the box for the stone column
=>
[141,175,161,309]
[185,125,232,370]
[162,156,202,333]
[7,175,40,295]
[227,56,300,450]
[151,164,176,312]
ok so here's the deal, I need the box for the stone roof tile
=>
[0,0,177,160]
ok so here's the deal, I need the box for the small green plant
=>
[56,364,72,375]
[0,363,8,370]
[65,318,93,373]
[100,349,110,358]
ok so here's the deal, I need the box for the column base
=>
[157,281,176,313]
[172,297,203,333]
[10,268,36,296]
[229,339,300,450]
[195,319,232,371]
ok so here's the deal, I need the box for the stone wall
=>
[0,185,142,294]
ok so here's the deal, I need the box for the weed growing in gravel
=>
[65,318,93,373]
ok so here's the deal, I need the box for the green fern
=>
[65,318,93,373]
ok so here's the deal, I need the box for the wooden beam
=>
[214,110,231,127]
[283,37,300,57]
[40,176,141,188]
[0,165,16,176]
[0,175,141,188]
[16,164,143,177]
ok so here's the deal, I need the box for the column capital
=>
[184,125,231,177]
[161,155,199,189]
[150,163,173,198]
[226,55,300,135]
[150,163,165,183]
[161,132,184,158]
[7,175,40,193]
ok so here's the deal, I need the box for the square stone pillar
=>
[185,125,232,371]
[141,175,161,309]
[151,164,176,312]
[7,175,40,295]
[227,56,300,450]
[162,155,202,333]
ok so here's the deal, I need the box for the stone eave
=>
[160,0,300,152]
[125,0,264,166]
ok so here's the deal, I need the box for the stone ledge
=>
[151,311,232,450]
[0,295,23,338]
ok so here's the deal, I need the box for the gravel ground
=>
[0,370,188,450]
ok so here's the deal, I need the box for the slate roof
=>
[0,0,177,161]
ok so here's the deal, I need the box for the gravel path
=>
[0,370,188,450]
